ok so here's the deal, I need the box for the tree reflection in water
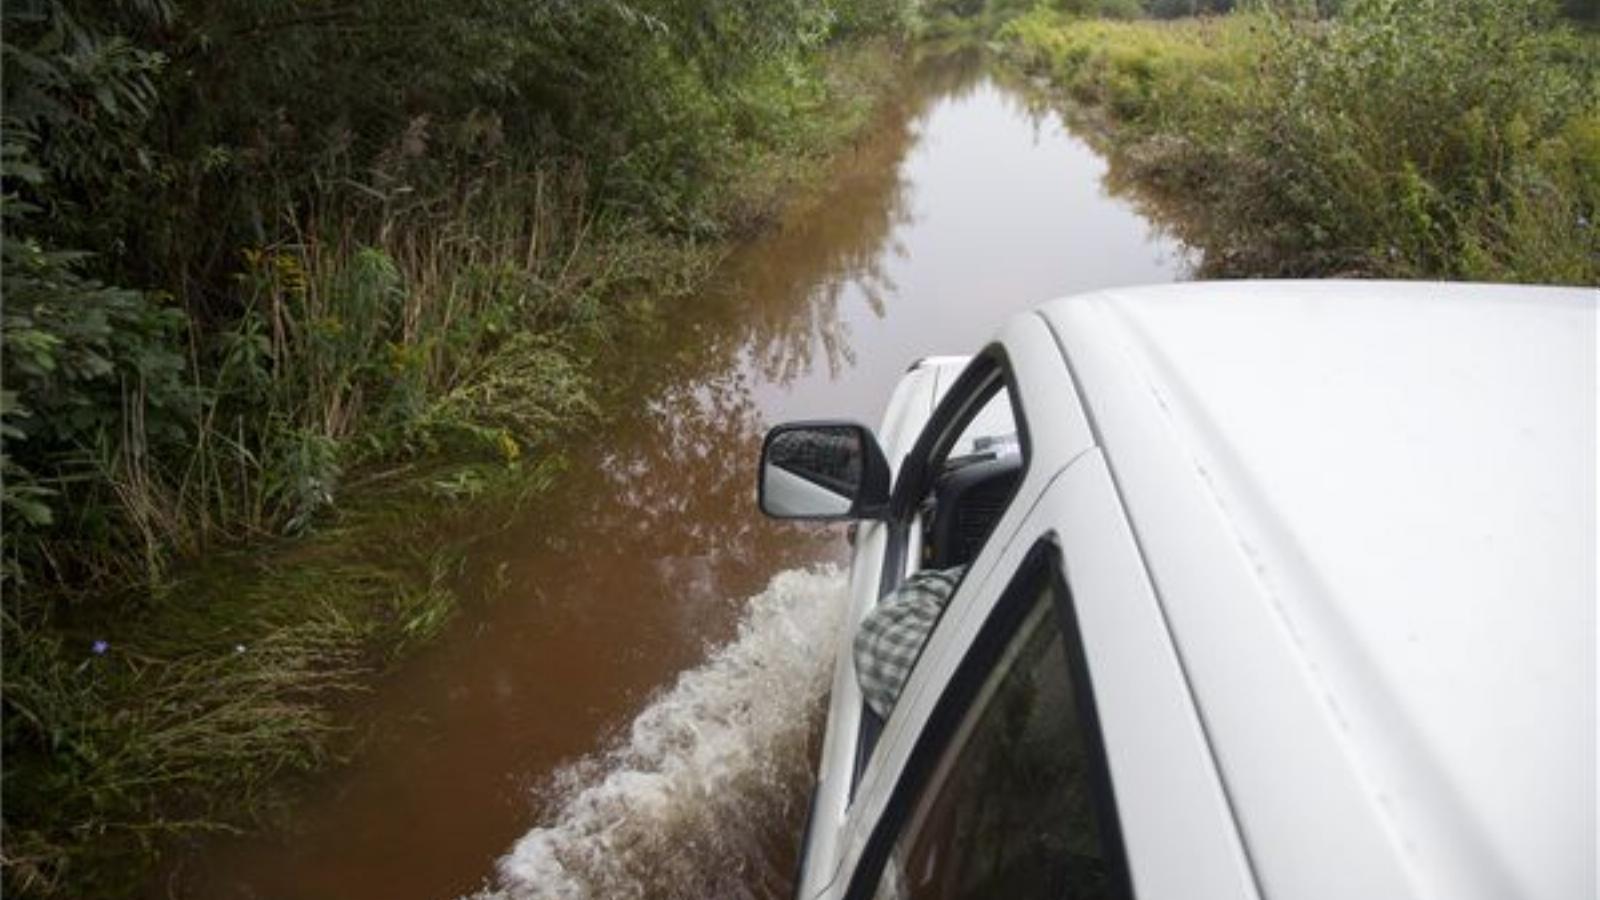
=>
[721,48,986,387]
[524,49,992,598]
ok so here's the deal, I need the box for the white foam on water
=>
[476,565,847,900]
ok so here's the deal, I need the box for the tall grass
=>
[0,523,467,896]
[999,0,1600,282]
[12,159,615,594]
[999,14,1254,123]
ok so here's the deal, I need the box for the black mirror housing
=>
[758,421,891,521]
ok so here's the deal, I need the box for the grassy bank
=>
[0,0,906,890]
[998,1,1600,282]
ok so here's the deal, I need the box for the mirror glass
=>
[761,424,865,518]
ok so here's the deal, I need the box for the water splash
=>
[477,565,847,900]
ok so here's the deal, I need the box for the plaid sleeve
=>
[854,566,967,720]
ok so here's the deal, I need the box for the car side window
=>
[861,555,1127,900]
[853,356,1032,781]
[914,378,1024,573]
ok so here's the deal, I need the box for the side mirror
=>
[759,421,891,521]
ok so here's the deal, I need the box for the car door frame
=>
[798,314,1095,900]
[849,342,1031,782]
[827,446,1261,900]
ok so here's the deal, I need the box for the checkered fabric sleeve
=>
[853,566,967,720]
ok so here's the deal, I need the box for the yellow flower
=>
[272,252,309,298]
[496,431,522,462]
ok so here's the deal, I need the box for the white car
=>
[758,281,1596,900]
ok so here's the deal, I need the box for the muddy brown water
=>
[166,52,1189,900]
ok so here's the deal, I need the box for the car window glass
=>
[917,382,1023,572]
[946,388,1020,462]
[854,366,1030,777]
[869,578,1116,900]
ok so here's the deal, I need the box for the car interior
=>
[920,441,1024,570]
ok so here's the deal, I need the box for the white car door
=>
[829,449,1258,900]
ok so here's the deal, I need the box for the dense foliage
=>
[922,0,1318,28]
[1,0,907,593]
[1000,0,1600,281]
[1,0,906,893]
[932,0,1597,24]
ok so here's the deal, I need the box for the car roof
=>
[1035,281,1596,899]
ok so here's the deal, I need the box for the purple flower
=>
[91,639,109,656]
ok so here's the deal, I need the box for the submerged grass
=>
[1,42,902,898]
[998,2,1600,282]
[2,451,570,897]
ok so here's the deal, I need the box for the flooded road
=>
[173,52,1189,899]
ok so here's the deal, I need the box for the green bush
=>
[1000,1,1600,281]
[0,0,913,588]
[1,0,909,892]
[1245,0,1599,280]
[1000,12,1254,125]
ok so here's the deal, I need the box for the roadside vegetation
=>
[992,0,1599,282]
[0,0,908,893]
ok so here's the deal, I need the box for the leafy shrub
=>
[1243,0,1599,280]
[0,0,913,586]
[1,0,909,892]
[1001,1,1600,281]
[1000,12,1254,124]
